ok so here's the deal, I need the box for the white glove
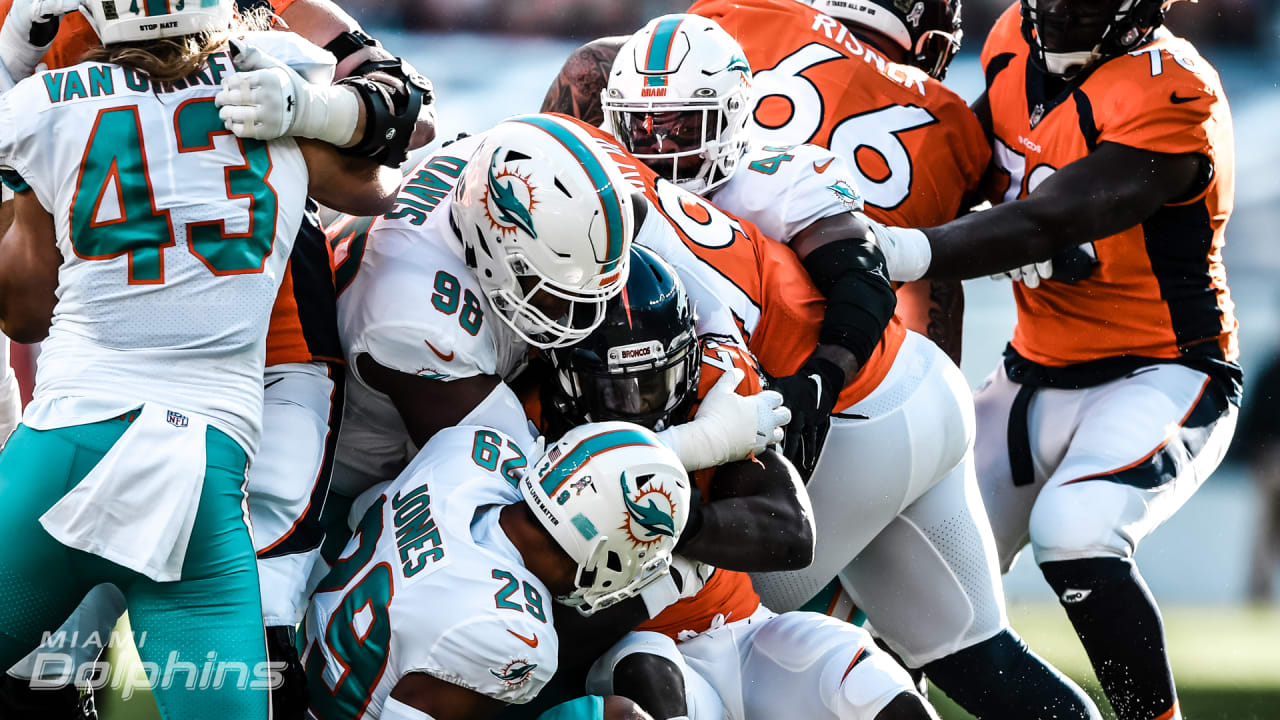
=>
[861,213,932,283]
[0,0,80,82]
[657,368,790,472]
[216,37,360,145]
[993,260,1054,289]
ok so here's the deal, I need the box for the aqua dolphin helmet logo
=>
[726,53,751,74]
[484,150,538,239]
[619,472,677,548]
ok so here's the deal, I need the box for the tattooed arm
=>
[540,36,627,127]
[895,279,964,366]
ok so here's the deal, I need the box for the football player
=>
[0,1,433,717]
[0,1,357,717]
[541,0,988,366]
[325,114,787,510]
[546,114,1098,720]
[301,420,690,720]
[863,2,1238,719]
[539,246,937,720]
[601,14,897,479]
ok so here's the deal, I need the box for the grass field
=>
[100,604,1280,719]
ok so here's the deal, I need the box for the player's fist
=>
[658,368,790,472]
[218,38,359,145]
[773,357,843,480]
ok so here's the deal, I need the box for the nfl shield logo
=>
[166,411,189,428]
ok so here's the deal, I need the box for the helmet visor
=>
[569,343,695,428]
[608,104,722,186]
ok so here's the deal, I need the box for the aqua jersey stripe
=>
[538,429,659,497]
[144,0,170,16]
[513,116,627,273]
[643,17,684,87]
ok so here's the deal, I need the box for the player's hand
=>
[218,38,360,145]
[993,260,1054,289]
[657,368,790,472]
[0,0,82,81]
[773,357,843,480]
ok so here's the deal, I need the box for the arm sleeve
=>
[717,145,864,243]
[409,615,557,705]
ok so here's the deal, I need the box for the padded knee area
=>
[1028,481,1136,563]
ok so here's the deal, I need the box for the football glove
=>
[657,368,790,472]
[217,38,360,145]
[0,0,81,84]
[994,260,1054,289]
[773,357,844,481]
[860,213,932,283]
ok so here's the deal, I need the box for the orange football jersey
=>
[688,0,989,229]
[687,0,987,345]
[568,115,906,412]
[0,0,338,367]
[638,340,765,639]
[981,3,1237,370]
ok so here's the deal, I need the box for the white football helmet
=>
[603,14,753,196]
[453,114,636,349]
[80,0,233,46]
[522,421,691,615]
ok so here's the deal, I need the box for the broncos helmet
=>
[547,245,700,434]
[1019,0,1172,76]
[812,0,963,80]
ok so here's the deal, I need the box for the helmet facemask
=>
[556,332,701,431]
[491,265,617,350]
[557,528,676,615]
[1021,0,1163,76]
[604,87,749,196]
[915,27,963,80]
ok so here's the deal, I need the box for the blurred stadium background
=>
[95,1,1280,718]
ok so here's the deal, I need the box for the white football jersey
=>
[333,135,532,492]
[0,32,322,454]
[709,143,864,243]
[302,425,557,718]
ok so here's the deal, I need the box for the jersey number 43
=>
[69,99,276,285]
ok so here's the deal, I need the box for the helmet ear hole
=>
[606,551,623,573]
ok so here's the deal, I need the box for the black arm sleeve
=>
[802,239,897,365]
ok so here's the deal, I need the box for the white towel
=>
[41,403,209,582]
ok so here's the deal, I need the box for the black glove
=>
[773,357,844,481]
[1049,242,1099,283]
